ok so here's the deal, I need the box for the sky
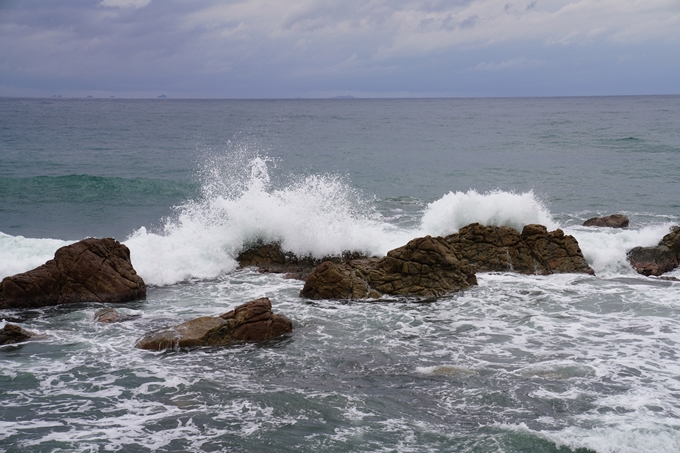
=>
[0,0,679,98]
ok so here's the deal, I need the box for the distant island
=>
[332,95,355,99]
[157,94,167,99]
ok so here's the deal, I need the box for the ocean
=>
[1,96,680,452]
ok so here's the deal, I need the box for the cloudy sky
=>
[1,0,678,98]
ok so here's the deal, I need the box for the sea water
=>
[1,96,680,452]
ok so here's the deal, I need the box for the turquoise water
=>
[1,96,680,452]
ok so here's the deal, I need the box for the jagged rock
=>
[583,214,629,228]
[0,238,146,309]
[93,308,139,323]
[446,223,595,275]
[628,226,680,276]
[300,236,477,300]
[237,242,367,280]
[135,297,292,350]
[0,323,36,345]
[300,223,594,301]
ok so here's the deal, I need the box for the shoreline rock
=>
[0,323,36,345]
[301,235,478,300]
[300,223,594,301]
[583,214,629,228]
[446,223,595,276]
[135,297,292,350]
[0,238,146,310]
[93,308,140,323]
[627,226,680,276]
[237,242,368,280]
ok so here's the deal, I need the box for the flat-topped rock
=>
[628,226,680,276]
[0,238,146,309]
[135,297,292,350]
[237,242,367,280]
[583,214,629,228]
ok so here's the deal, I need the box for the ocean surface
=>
[1,96,680,453]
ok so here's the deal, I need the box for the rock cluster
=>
[135,297,292,350]
[446,223,595,275]
[300,223,594,301]
[0,323,36,345]
[583,214,629,228]
[627,226,680,276]
[0,238,146,309]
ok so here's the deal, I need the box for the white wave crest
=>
[125,155,412,286]
[419,189,557,236]
[0,232,71,280]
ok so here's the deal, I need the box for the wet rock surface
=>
[0,238,146,309]
[135,297,292,350]
[300,236,478,300]
[300,223,594,301]
[583,214,629,228]
[237,242,368,280]
[93,308,139,323]
[0,323,36,345]
[446,223,595,275]
[628,226,680,276]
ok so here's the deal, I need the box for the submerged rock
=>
[0,238,146,309]
[237,242,367,280]
[627,226,680,276]
[135,297,292,350]
[93,308,139,323]
[446,223,595,275]
[0,323,36,345]
[301,236,478,300]
[300,223,594,301]
[583,214,629,228]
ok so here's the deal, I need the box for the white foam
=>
[125,155,414,286]
[419,189,557,237]
[0,232,70,279]
[566,223,676,276]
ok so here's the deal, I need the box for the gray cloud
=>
[0,0,678,97]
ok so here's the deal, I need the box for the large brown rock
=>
[446,223,595,275]
[0,323,36,345]
[583,214,629,228]
[627,226,680,276]
[237,242,367,280]
[135,297,292,350]
[0,238,146,309]
[300,236,477,300]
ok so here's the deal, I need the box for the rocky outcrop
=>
[0,323,36,345]
[135,297,292,350]
[300,223,594,301]
[237,242,367,280]
[0,238,146,309]
[583,214,629,228]
[446,223,595,275]
[627,226,680,276]
[300,236,478,300]
[93,308,139,323]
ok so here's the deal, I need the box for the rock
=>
[93,308,139,323]
[583,214,629,228]
[300,223,594,301]
[300,236,477,300]
[446,223,595,275]
[135,297,292,350]
[0,323,36,345]
[237,241,367,280]
[0,238,146,309]
[627,226,680,276]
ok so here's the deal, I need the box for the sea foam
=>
[419,189,557,237]
[125,154,411,286]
